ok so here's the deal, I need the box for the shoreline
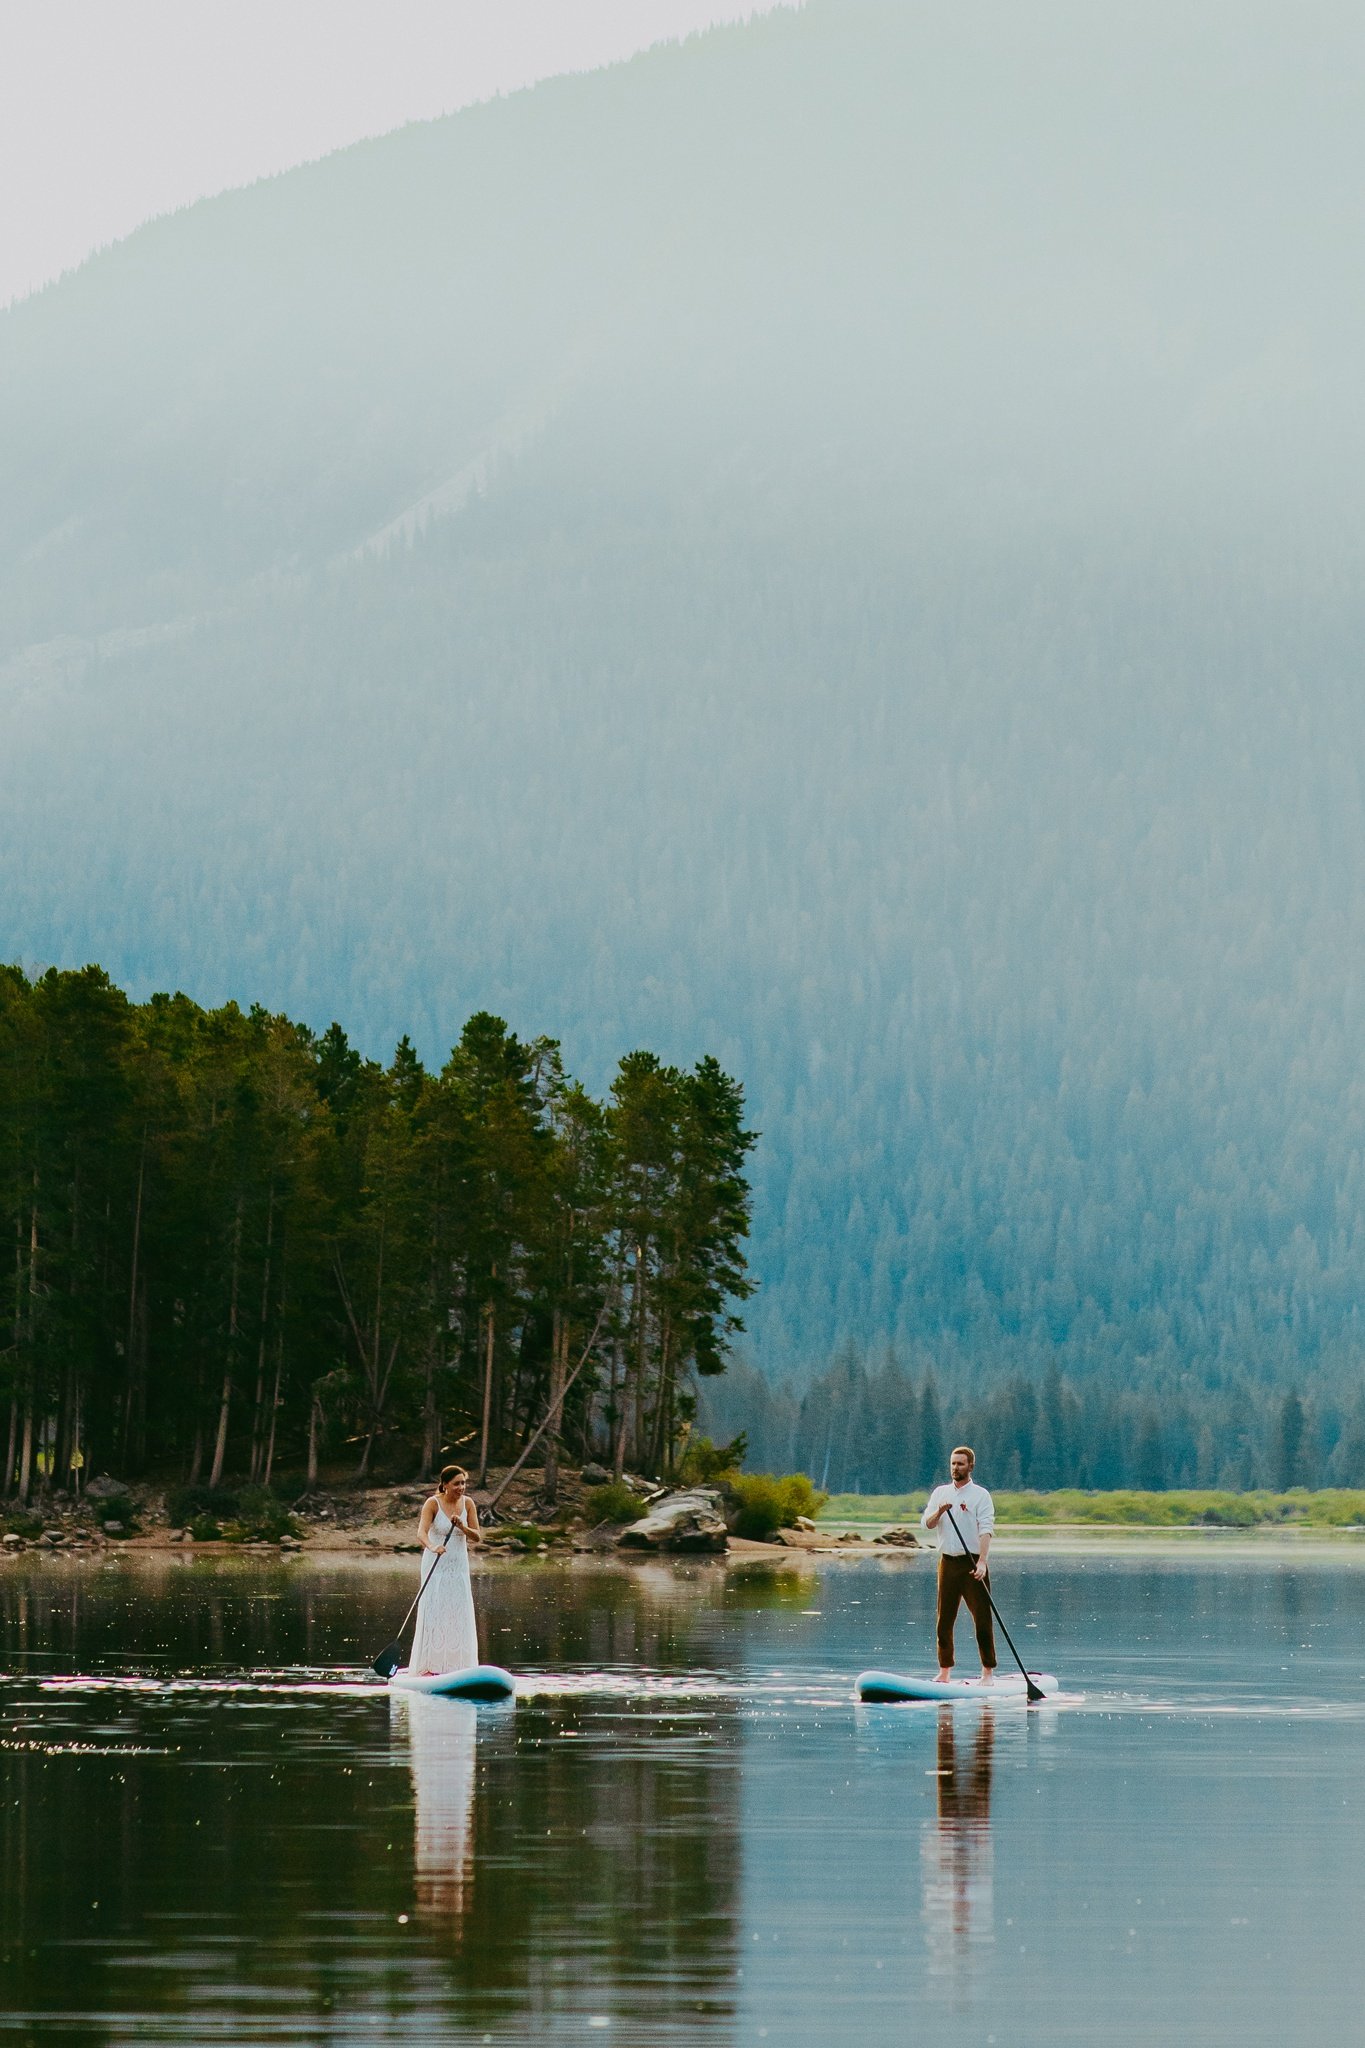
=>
[8,1525,1365,1570]
[7,1470,1365,1567]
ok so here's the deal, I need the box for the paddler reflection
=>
[920,1706,994,1976]
[396,1692,478,1926]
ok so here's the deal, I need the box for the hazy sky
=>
[2,0,791,307]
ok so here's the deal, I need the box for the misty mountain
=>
[5,0,1365,1406]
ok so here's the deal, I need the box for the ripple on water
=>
[7,1555,1365,2045]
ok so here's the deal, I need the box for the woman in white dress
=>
[410,1464,483,1676]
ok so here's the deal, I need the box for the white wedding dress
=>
[409,1505,479,1675]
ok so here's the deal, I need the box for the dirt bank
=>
[0,1468,927,1564]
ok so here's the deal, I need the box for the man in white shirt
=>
[920,1445,997,1682]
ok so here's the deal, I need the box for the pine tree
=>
[1274,1389,1307,1490]
[919,1373,946,1485]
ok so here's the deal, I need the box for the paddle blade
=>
[1026,1678,1047,1703]
[372,1643,403,1679]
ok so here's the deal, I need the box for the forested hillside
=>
[0,965,753,1495]
[700,1354,1365,1494]
[4,2,1365,1428]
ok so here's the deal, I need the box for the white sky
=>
[2,1,792,308]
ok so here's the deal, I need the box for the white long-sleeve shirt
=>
[921,1480,995,1556]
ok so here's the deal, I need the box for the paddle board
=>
[856,1669,1057,1703]
[390,1663,516,1702]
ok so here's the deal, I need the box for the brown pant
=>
[936,1553,997,1671]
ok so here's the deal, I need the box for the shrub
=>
[677,1433,747,1486]
[725,1472,828,1541]
[167,1484,239,1527]
[222,1485,300,1543]
[494,1523,569,1552]
[92,1492,138,1531]
[1195,1499,1259,1527]
[1303,1492,1365,1526]
[993,1491,1053,1522]
[188,1513,223,1541]
[584,1480,646,1525]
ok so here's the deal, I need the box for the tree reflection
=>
[387,1589,743,2035]
[2,1561,744,2043]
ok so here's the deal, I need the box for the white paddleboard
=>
[856,1668,1057,1703]
[390,1663,516,1702]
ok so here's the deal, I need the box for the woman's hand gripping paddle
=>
[943,1502,1047,1703]
[372,1545,444,1678]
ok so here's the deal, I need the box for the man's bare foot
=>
[979,1670,994,1685]
[936,1669,952,1683]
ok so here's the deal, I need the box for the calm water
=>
[3,1546,1365,2045]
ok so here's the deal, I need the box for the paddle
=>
[943,1502,1046,1703]
[371,1545,443,1679]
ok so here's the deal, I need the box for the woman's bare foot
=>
[936,1668,952,1682]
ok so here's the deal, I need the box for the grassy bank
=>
[819,1489,1365,1529]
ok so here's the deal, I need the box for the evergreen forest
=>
[700,1356,1365,1497]
[0,965,754,1498]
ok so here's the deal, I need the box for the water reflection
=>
[0,1561,747,2044]
[387,1574,745,2036]
[11,1553,1365,2044]
[921,1707,994,1978]
[397,1693,479,1927]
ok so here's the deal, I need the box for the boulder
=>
[102,1521,126,1536]
[616,1488,728,1555]
[580,1463,612,1486]
[3,1532,24,1548]
[872,1527,920,1548]
[85,1476,126,1501]
[794,1515,817,1532]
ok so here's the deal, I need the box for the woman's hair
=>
[951,1444,975,1468]
[439,1464,468,1487]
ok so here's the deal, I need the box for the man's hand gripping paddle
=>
[943,1502,1047,1703]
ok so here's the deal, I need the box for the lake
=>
[3,1545,1365,2044]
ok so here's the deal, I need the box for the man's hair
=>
[951,1445,975,1468]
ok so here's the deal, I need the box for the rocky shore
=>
[0,1468,925,1564]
